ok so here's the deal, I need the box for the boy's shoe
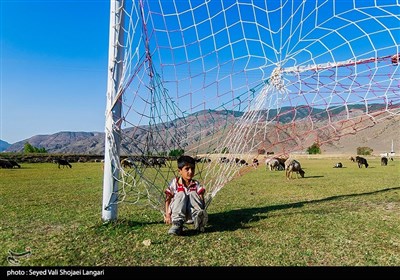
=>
[168,221,183,236]
[194,210,208,233]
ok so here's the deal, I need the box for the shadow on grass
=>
[205,186,400,233]
[95,186,399,235]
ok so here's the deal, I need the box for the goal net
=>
[102,0,400,221]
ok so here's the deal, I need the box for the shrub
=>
[168,149,184,157]
[357,146,373,155]
[307,142,321,154]
[24,142,47,153]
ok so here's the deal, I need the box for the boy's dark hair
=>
[177,155,196,169]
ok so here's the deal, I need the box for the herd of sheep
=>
[0,154,393,180]
[264,155,392,180]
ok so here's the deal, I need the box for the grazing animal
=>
[349,156,355,162]
[285,159,305,180]
[264,158,273,170]
[196,157,211,163]
[252,158,259,168]
[265,158,282,171]
[56,159,72,169]
[148,157,162,167]
[381,157,388,166]
[275,157,288,167]
[121,158,134,168]
[219,157,229,163]
[355,156,369,168]
[333,162,343,168]
[0,159,13,168]
[156,157,167,166]
[8,160,21,168]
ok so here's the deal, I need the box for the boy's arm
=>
[197,183,205,204]
[164,179,175,224]
[164,194,172,224]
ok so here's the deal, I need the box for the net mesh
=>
[104,0,400,214]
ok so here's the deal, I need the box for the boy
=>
[164,155,208,236]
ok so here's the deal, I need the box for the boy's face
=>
[179,164,195,184]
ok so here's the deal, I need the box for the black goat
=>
[0,159,13,168]
[56,159,72,169]
[381,157,388,166]
[8,160,21,168]
[355,156,369,168]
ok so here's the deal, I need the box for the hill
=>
[4,108,399,156]
[5,131,104,154]
[0,140,11,152]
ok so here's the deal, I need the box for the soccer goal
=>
[102,0,400,222]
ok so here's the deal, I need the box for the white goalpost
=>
[102,0,125,221]
[102,0,400,222]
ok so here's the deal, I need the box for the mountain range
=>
[0,140,11,152]
[2,131,105,154]
[2,106,399,155]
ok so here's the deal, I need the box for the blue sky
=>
[1,0,110,144]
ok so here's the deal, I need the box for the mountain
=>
[0,139,11,152]
[5,131,105,154]
[4,107,399,155]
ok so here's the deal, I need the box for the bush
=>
[168,149,184,157]
[307,142,321,154]
[24,142,47,153]
[357,146,373,155]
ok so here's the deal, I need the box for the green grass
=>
[1,157,399,266]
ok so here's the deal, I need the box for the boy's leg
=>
[168,191,188,235]
[188,191,208,232]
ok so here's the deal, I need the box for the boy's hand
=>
[164,213,172,224]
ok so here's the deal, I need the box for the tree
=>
[307,142,321,154]
[169,149,184,157]
[24,142,35,153]
[357,146,373,155]
[23,142,47,153]
[37,147,47,153]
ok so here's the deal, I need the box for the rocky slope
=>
[4,107,399,156]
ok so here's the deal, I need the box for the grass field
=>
[1,156,399,266]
